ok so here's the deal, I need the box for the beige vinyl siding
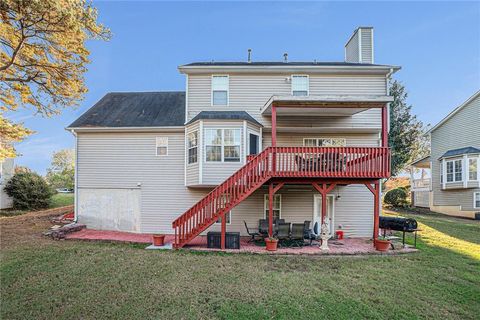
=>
[206,185,374,237]
[413,191,430,208]
[431,94,480,211]
[345,31,360,63]
[77,132,207,233]
[185,122,200,186]
[0,158,14,209]
[202,121,245,185]
[187,74,387,128]
[360,28,373,63]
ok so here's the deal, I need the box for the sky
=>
[7,1,480,174]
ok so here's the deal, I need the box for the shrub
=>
[383,187,408,207]
[4,172,53,210]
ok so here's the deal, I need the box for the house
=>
[67,27,400,249]
[0,158,14,209]
[410,91,480,219]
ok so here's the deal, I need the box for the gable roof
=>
[427,90,480,134]
[67,92,185,129]
[439,147,480,159]
[186,111,262,126]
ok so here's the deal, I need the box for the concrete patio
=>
[66,229,417,255]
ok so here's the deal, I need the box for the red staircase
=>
[172,146,390,248]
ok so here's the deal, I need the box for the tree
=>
[388,80,429,176]
[0,0,110,160]
[46,149,74,189]
[4,171,53,210]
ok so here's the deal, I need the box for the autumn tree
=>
[46,148,74,189]
[0,0,110,160]
[388,80,429,176]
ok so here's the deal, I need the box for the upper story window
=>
[212,75,229,105]
[205,128,241,162]
[468,158,478,181]
[303,138,346,147]
[446,159,462,182]
[291,75,309,96]
[187,131,198,164]
[156,137,168,156]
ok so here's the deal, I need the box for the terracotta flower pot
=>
[265,238,278,251]
[152,234,166,246]
[375,239,391,252]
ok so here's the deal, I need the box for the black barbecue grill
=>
[379,216,419,247]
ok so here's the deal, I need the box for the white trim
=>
[155,136,168,156]
[186,130,199,165]
[199,121,203,184]
[463,154,468,188]
[185,74,189,123]
[358,28,362,63]
[291,74,309,96]
[72,130,79,223]
[442,159,446,189]
[243,121,247,164]
[445,159,463,183]
[263,194,282,219]
[211,74,229,106]
[184,128,187,186]
[468,157,479,182]
[259,127,263,151]
[474,192,480,209]
[371,28,374,63]
[427,90,480,133]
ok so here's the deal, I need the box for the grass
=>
[0,193,73,217]
[1,208,479,319]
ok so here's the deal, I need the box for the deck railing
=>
[173,146,390,248]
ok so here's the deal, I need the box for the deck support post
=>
[221,212,226,250]
[271,104,277,175]
[365,180,380,245]
[268,182,274,237]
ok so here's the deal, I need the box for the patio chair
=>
[244,221,261,243]
[274,218,285,234]
[290,223,305,247]
[305,222,319,245]
[258,219,269,236]
[277,223,290,247]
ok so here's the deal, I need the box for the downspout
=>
[68,128,79,223]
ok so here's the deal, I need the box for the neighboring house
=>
[68,27,400,249]
[410,91,480,219]
[0,158,14,209]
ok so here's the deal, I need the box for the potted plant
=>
[152,234,166,246]
[375,236,391,252]
[265,237,278,251]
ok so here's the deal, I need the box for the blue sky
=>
[8,1,480,174]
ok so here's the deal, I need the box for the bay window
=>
[446,159,462,182]
[468,158,478,181]
[205,128,241,162]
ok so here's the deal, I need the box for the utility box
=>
[207,232,240,249]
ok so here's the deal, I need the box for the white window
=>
[291,75,309,96]
[212,75,229,105]
[205,128,241,162]
[215,194,232,224]
[468,158,478,181]
[264,194,281,221]
[474,192,480,209]
[187,131,198,164]
[156,137,168,156]
[303,138,346,147]
[446,159,462,182]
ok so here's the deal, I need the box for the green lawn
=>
[1,208,479,319]
[0,193,73,217]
